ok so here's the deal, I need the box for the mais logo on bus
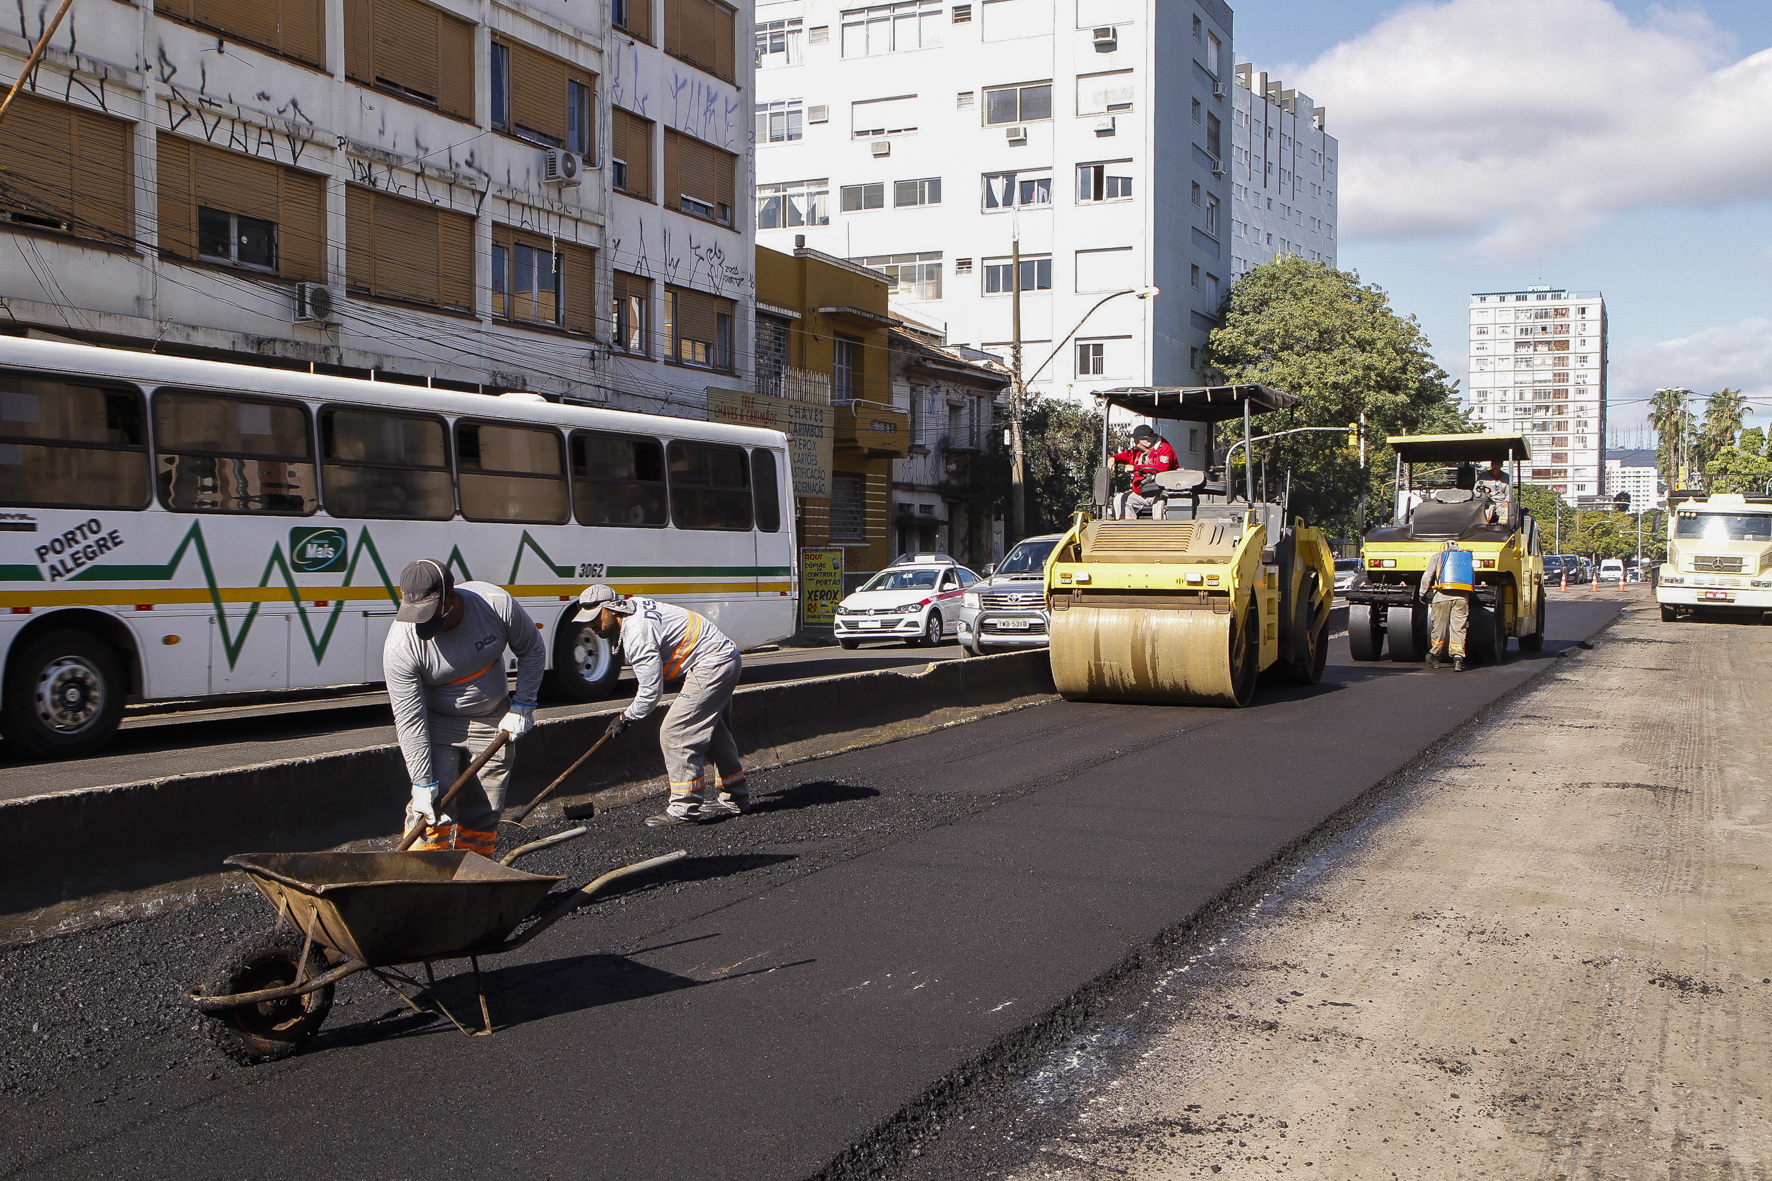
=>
[290,527,348,573]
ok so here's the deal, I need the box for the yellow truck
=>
[1044,384,1336,707]
[1346,433,1545,662]
[1655,491,1772,621]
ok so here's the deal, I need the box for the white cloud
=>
[1298,0,1772,256]
[1608,317,1772,427]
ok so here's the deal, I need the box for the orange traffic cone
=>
[1561,566,1569,591]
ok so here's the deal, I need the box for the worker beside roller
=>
[1110,425,1180,519]
[1422,539,1474,672]
[384,560,544,855]
[579,584,747,827]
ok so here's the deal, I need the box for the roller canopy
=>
[1387,433,1533,463]
[1098,384,1300,424]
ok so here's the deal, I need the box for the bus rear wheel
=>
[1,629,127,760]
[542,614,622,703]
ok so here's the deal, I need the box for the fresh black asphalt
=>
[0,598,1624,1180]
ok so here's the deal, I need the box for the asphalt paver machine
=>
[1346,432,1546,663]
[1044,384,1336,707]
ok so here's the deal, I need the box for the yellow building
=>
[755,245,908,584]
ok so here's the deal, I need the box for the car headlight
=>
[963,592,980,609]
[835,604,855,615]
[889,602,919,614]
[1661,576,1684,585]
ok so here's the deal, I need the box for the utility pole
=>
[1009,235,1026,543]
[1357,410,1368,535]
[1555,497,1561,552]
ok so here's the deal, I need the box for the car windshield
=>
[1672,512,1772,542]
[998,539,1058,575]
[861,568,940,592]
[1335,559,1360,571]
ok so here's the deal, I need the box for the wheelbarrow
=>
[186,828,685,1064]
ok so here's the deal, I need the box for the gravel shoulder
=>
[917,601,1772,1180]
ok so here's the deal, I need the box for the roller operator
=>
[1110,425,1179,519]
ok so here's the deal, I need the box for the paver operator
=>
[1422,539,1474,672]
[579,584,748,827]
[1110,425,1180,519]
[384,559,544,855]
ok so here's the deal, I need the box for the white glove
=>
[498,701,536,740]
[409,780,442,825]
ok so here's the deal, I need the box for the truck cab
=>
[1656,492,1772,621]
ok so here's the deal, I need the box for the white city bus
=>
[0,337,796,758]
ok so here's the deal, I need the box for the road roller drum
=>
[1049,601,1258,707]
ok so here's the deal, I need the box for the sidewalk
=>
[996,599,1772,1179]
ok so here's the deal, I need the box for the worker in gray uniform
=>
[384,560,545,854]
[579,584,746,827]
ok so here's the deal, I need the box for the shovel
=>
[395,730,512,851]
[504,727,619,827]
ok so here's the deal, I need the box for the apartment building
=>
[1466,286,1608,501]
[1228,63,1336,277]
[1605,448,1662,509]
[0,0,751,415]
[750,0,1234,469]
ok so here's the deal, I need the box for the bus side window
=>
[0,372,149,509]
[751,448,782,533]
[154,390,315,514]
[667,440,753,531]
[457,421,570,524]
[570,431,667,526]
[320,407,454,520]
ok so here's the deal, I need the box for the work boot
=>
[1426,650,1443,669]
[702,792,750,818]
[644,810,703,827]
[1453,657,1465,673]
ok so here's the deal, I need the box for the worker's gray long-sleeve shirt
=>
[618,596,737,723]
[382,581,545,785]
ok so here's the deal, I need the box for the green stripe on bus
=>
[606,566,794,577]
[0,565,42,581]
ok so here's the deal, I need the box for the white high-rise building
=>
[1605,449,1663,509]
[751,0,1235,464]
[1228,64,1337,278]
[1467,286,1608,501]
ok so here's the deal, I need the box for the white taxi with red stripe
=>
[834,555,979,649]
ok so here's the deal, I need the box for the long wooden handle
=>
[397,730,511,851]
[507,729,614,826]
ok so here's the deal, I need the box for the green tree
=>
[1020,396,1105,533]
[1649,387,1695,489]
[1205,256,1469,537]
[1706,440,1772,495]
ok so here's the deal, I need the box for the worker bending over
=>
[1110,425,1179,519]
[384,560,543,854]
[1423,540,1473,672]
[580,585,747,827]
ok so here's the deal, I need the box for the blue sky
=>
[1230,0,1772,441]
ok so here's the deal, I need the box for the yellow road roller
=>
[1045,384,1337,707]
[1345,432,1546,663]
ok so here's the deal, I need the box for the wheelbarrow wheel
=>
[202,928,334,1065]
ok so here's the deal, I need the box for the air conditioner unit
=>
[1093,116,1116,136]
[1212,80,1227,98]
[542,148,584,185]
[1091,26,1117,50]
[294,283,338,324]
[870,140,891,157]
[1005,125,1028,144]
[1210,158,1225,177]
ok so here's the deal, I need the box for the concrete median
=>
[0,650,1057,934]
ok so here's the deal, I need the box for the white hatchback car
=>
[834,559,979,648]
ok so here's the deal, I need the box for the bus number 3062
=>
[576,563,606,578]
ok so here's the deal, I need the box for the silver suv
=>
[955,534,1062,656]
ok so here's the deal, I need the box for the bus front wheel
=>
[542,615,623,703]
[2,629,127,760]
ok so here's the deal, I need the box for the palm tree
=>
[1700,388,1750,488]
[1649,387,1693,489]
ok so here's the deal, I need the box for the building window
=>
[833,336,860,401]
[854,251,942,300]
[756,99,804,142]
[665,285,736,369]
[982,170,1051,209]
[893,177,941,206]
[951,3,971,20]
[198,207,277,271]
[1077,342,1104,376]
[1191,97,1201,124]
[1076,70,1133,115]
[663,0,737,82]
[983,81,1052,124]
[156,135,325,281]
[851,94,919,136]
[613,0,651,39]
[1189,346,1199,371]
[489,37,598,153]
[2,94,133,245]
[1191,13,1201,40]
[1077,162,1131,202]
[1206,112,1222,158]
[345,185,473,312]
[756,314,790,395]
[1190,263,1200,289]
[841,182,886,211]
[344,0,476,119]
[755,17,802,63]
[758,178,830,227]
[1206,194,1219,235]
[492,229,595,333]
[983,256,1051,293]
[662,128,736,225]
[613,271,651,354]
[156,0,325,67]
[841,0,942,57]
[1206,31,1220,75]
[611,107,655,199]
[830,472,866,540]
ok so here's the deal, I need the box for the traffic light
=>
[1615,491,1631,510]
[1347,422,1360,448]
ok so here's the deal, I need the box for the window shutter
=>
[278,0,325,66]
[435,10,475,119]
[663,129,733,214]
[344,0,372,82]
[154,0,195,21]
[619,0,652,41]
[155,134,195,259]
[613,108,653,199]
[349,0,473,119]
[614,270,649,305]
[662,128,682,211]
[345,183,373,291]
[194,143,280,225]
[192,0,279,59]
[712,3,734,82]
[277,164,326,283]
[166,0,323,66]
[560,241,596,335]
[665,0,733,81]
[505,38,569,145]
[662,0,682,61]
[347,186,474,311]
[669,285,719,350]
[40,100,133,244]
[437,208,472,311]
[371,0,439,99]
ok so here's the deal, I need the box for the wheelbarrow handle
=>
[396,730,511,852]
[502,850,688,953]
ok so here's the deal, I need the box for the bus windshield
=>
[1673,513,1772,542]
[997,539,1057,575]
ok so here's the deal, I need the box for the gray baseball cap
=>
[397,559,454,638]
[578,583,636,616]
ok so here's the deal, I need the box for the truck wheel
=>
[0,629,127,760]
[1519,593,1547,652]
[1467,605,1498,664]
[1388,603,1430,663]
[201,927,334,1066]
[542,612,622,703]
[1347,603,1384,661]
[1282,577,1328,685]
